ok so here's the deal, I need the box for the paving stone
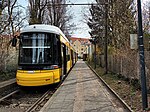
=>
[40,60,118,112]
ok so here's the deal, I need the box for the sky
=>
[17,0,149,38]
[66,0,96,38]
[17,0,95,38]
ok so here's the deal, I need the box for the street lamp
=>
[0,0,2,7]
[0,0,2,15]
[104,3,108,74]
[0,0,2,16]
[137,0,148,110]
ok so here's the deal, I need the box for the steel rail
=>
[25,63,76,112]
[0,89,20,102]
[87,63,133,112]
[25,89,52,112]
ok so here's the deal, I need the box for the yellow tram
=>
[12,24,77,86]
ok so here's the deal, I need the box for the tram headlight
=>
[43,66,51,70]
[18,66,22,70]
[51,65,59,69]
[43,65,59,70]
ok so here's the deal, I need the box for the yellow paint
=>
[16,69,61,86]
[67,61,71,72]
[16,34,77,87]
[60,35,69,47]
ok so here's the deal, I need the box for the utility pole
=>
[104,3,108,74]
[0,0,2,15]
[149,6,150,23]
[94,38,96,69]
[137,0,148,110]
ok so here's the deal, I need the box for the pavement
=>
[40,60,119,112]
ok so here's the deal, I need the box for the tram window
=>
[19,33,53,64]
[58,39,62,66]
[66,47,70,61]
[53,35,58,64]
[18,32,62,66]
[66,55,70,61]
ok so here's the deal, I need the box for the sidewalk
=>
[40,60,119,112]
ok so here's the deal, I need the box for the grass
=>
[87,61,143,112]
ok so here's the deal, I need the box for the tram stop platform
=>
[40,60,121,112]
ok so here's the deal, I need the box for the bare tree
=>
[142,1,150,33]
[108,0,136,49]
[45,0,75,36]
[0,0,7,15]
[28,0,75,36]
[28,0,47,24]
[0,0,27,72]
[0,0,17,34]
[87,0,139,76]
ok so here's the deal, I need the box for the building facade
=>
[69,37,91,58]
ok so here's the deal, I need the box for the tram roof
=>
[21,24,69,42]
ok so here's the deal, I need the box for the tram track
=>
[87,63,133,112]
[0,79,64,112]
[0,63,74,112]
[25,89,54,112]
[0,62,131,112]
[0,79,17,95]
[0,86,56,112]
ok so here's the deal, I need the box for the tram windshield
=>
[19,32,60,66]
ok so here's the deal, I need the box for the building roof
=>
[69,37,91,45]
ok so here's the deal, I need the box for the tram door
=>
[71,50,74,65]
[62,45,67,75]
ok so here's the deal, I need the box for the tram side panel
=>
[14,25,76,86]
[71,50,74,66]
[66,47,71,72]
[53,37,62,83]
[61,44,67,76]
